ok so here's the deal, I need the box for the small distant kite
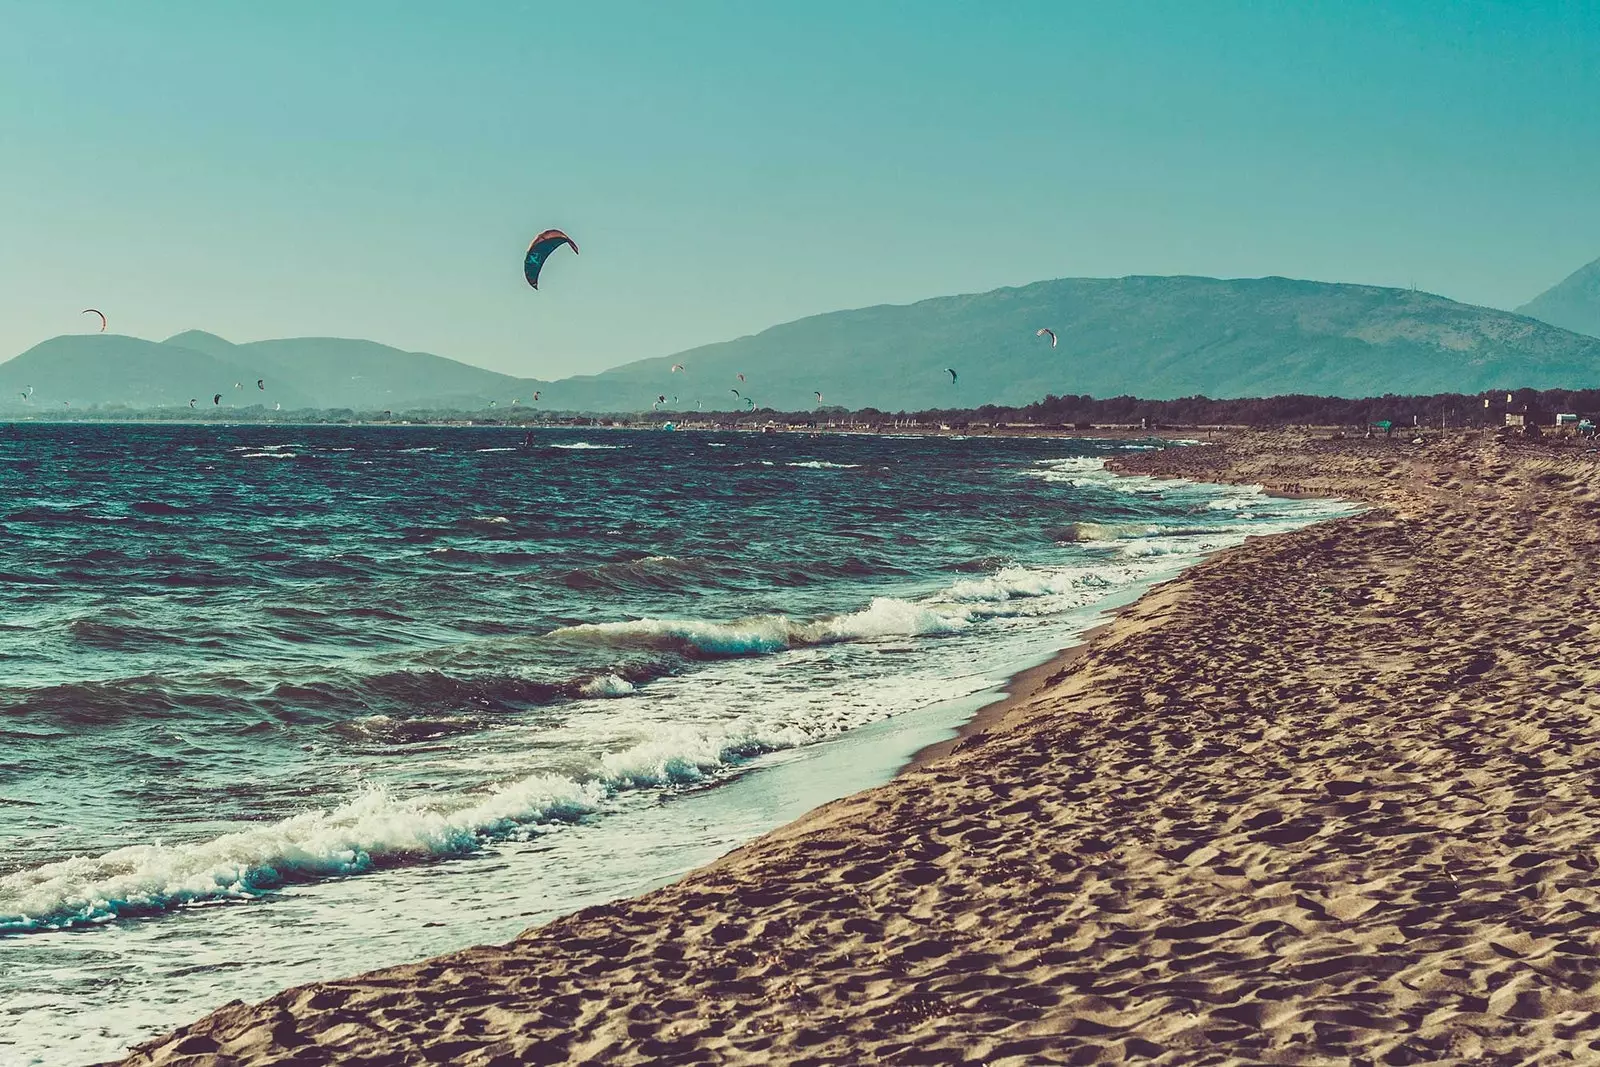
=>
[736,373,745,383]
[532,390,541,401]
[82,309,107,332]
[212,393,222,405]
[744,397,755,411]
[670,363,686,374]
[256,379,265,390]
[1037,328,1057,348]
[730,388,742,399]
[188,398,197,408]
[18,392,28,402]
[946,368,958,384]
[814,391,824,405]
[524,229,579,290]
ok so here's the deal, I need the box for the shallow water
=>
[0,425,1350,1064]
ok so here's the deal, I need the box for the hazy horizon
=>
[4,2,1597,378]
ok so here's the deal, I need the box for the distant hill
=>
[6,275,1599,415]
[557,276,1600,411]
[1517,256,1600,339]
[0,332,548,412]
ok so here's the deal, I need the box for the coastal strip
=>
[116,432,1600,1065]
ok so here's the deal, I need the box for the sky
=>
[2,1,1597,379]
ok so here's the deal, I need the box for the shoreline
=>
[116,429,1600,1065]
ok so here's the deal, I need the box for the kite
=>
[524,229,579,289]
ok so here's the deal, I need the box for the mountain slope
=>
[8,275,1599,414]
[0,335,315,410]
[1,333,547,411]
[1517,256,1600,339]
[554,276,1600,411]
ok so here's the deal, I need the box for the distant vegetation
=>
[23,387,1598,432]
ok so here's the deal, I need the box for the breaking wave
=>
[0,718,809,933]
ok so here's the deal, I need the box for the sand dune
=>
[117,431,1600,1065]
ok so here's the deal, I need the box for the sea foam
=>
[0,716,810,932]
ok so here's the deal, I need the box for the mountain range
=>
[0,331,548,413]
[6,269,1600,413]
[1517,256,1600,340]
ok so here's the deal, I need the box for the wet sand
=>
[116,430,1600,1065]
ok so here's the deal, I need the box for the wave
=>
[0,718,807,932]
[558,554,720,593]
[474,447,518,453]
[128,501,187,516]
[580,673,636,697]
[239,452,298,460]
[554,596,970,657]
[786,461,861,469]
[1053,521,1161,542]
[550,442,622,450]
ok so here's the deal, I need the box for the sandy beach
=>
[114,430,1600,1065]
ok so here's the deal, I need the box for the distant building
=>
[1504,404,1549,430]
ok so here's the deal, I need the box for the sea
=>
[0,424,1350,1065]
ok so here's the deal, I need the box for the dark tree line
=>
[847,388,1598,428]
[25,387,1600,429]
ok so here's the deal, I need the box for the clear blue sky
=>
[2,1,1596,377]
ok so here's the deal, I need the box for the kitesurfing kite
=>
[18,393,27,402]
[814,391,824,405]
[730,388,742,399]
[670,363,685,374]
[1037,328,1057,348]
[744,397,755,410]
[257,379,265,390]
[212,393,222,405]
[82,309,106,332]
[946,368,958,384]
[736,373,745,383]
[524,229,579,289]
[532,390,541,401]
[188,398,197,408]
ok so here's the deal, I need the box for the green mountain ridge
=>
[5,274,1598,413]
[557,275,1600,411]
[0,333,549,412]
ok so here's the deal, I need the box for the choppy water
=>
[0,425,1349,1064]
